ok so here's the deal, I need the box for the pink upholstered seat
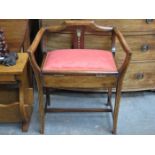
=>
[42,49,118,73]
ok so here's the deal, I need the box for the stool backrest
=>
[41,20,114,53]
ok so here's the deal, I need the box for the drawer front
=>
[119,61,155,91]
[116,34,155,61]
[41,19,155,32]
[0,75,16,82]
[43,75,117,89]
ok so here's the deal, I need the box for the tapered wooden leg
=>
[22,120,30,132]
[21,106,33,132]
[112,84,121,134]
[39,106,45,134]
[35,75,45,134]
[38,89,45,134]
[28,52,46,134]
[35,73,45,134]
[40,112,45,134]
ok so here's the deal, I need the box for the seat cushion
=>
[42,49,118,73]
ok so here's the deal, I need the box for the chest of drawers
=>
[40,19,155,91]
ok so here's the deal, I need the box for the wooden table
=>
[0,53,33,131]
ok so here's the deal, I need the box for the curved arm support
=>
[114,27,132,75]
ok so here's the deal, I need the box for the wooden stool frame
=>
[28,20,131,134]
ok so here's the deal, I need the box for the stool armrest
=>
[114,27,132,74]
[27,28,46,73]
[28,27,45,54]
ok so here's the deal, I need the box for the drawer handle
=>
[146,19,153,24]
[141,44,149,52]
[135,73,144,80]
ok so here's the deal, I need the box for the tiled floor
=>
[0,91,155,135]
